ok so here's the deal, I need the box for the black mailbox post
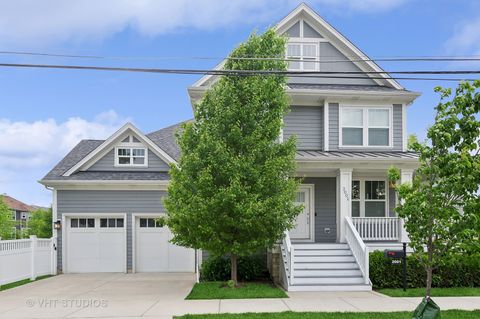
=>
[384,243,407,291]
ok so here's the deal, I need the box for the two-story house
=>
[1,194,35,238]
[40,3,420,291]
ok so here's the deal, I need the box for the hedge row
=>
[369,251,480,289]
[200,255,269,282]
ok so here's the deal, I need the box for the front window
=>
[351,180,387,217]
[287,43,318,71]
[341,107,391,147]
[116,147,147,166]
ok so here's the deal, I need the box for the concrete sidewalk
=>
[0,274,478,319]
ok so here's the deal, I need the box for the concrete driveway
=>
[0,273,211,319]
[0,274,479,319]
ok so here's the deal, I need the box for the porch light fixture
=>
[53,220,61,230]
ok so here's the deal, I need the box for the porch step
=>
[287,284,372,292]
[293,249,352,256]
[294,269,362,277]
[292,243,349,250]
[294,255,356,263]
[292,276,365,285]
[280,242,372,291]
[291,262,359,270]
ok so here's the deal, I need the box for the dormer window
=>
[116,147,147,166]
[115,134,148,167]
[287,42,319,71]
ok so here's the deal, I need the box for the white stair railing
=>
[352,217,400,241]
[345,217,369,285]
[282,230,294,285]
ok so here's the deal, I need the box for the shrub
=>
[201,255,267,282]
[369,251,480,289]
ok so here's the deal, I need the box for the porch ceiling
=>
[296,150,419,172]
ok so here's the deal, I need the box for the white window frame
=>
[351,178,389,217]
[286,41,320,71]
[114,145,148,167]
[339,105,393,148]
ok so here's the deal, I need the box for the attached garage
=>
[64,215,126,273]
[133,216,195,272]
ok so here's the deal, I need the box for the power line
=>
[0,62,478,82]
[2,50,480,64]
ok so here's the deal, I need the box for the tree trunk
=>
[426,266,432,299]
[230,254,238,287]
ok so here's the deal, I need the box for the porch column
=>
[399,169,414,243]
[338,168,353,243]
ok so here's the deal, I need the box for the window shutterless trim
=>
[339,105,393,148]
[114,146,148,167]
[351,178,389,217]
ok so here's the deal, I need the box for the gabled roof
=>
[1,195,34,212]
[147,120,189,162]
[190,3,403,91]
[63,122,177,177]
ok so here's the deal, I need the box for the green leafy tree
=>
[0,197,14,239]
[407,134,419,151]
[395,81,480,298]
[28,208,52,238]
[164,29,302,285]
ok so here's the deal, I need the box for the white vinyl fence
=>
[0,236,56,285]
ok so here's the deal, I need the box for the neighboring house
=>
[1,194,35,238]
[40,4,420,291]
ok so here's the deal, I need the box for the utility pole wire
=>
[3,50,480,63]
[0,62,478,82]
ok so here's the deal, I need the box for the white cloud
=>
[445,17,480,56]
[308,0,409,13]
[0,111,128,206]
[0,0,409,47]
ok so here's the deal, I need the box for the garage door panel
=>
[66,217,125,273]
[135,217,195,272]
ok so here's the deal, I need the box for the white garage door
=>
[66,216,125,273]
[135,217,195,272]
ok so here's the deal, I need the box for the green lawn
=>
[0,275,52,291]
[175,310,480,319]
[185,282,288,300]
[377,287,480,297]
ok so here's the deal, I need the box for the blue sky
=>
[1,0,479,206]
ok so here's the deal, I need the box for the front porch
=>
[277,153,417,291]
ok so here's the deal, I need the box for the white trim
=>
[338,104,393,148]
[190,3,408,92]
[62,213,128,273]
[324,100,329,151]
[351,178,389,218]
[291,184,315,242]
[64,123,176,176]
[131,212,167,273]
[402,103,408,152]
[114,146,148,168]
[274,3,403,90]
[52,189,58,275]
[286,41,320,71]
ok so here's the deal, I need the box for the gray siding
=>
[303,177,337,243]
[328,103,339,149]
[56,190,166,272]
[284,105,323,150]
[288,42,377,86]
[392,104,403,150]
[328,103,404,151]
[388,186,396,217]
[88,149,170,172]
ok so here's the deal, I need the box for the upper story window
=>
[115,147,147,167]
[340,107,392,147]
[287,42,319,71]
